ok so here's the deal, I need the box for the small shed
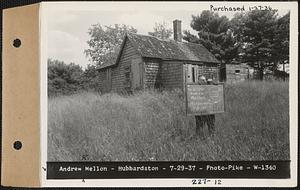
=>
[97,20,220,93]
[224,63,252,84]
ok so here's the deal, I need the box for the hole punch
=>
[13,141,22,150]
[13,38,21,48]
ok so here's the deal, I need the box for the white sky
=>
[45,2,290,69]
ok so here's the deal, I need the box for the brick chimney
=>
[173,19,182,42]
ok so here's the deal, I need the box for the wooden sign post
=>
[185,81,225,136]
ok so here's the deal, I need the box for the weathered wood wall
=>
[144,59,183,90]
[99,39,142,93]
[111,40,142,92]
[144,59,160,89]
[226,64,249,83]
[161,60,183,90]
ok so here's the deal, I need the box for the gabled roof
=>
[98,33,220,70]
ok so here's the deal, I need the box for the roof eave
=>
[114,35,128,65]
[97,64,116,71]
[96,35,129,71]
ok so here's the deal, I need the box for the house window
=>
[235,70,241,74]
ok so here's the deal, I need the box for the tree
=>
[232,10,279,80]
[48,59,83,96]
[183,11,239,64]
[148,21,173,40]
[183,11,239,81]
[84,24,137,67]
[272,12,290,69]
[81,64,102,92]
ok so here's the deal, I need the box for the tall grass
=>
[48,81,289,161]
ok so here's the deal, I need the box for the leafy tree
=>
[272,12,290,68]
[81,64,102,92]
[184,10,289,80]
[232,10,279,80]
[84,24,137,67]
[148,21,173,40]
[48,59,83,96]
[183,11,239,66]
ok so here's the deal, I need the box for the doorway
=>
[131,58,143,90]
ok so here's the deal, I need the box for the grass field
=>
[48,81,289,161]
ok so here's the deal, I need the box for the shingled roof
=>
[98,33,219,69]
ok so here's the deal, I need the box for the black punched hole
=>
[13,141,22,150]
[13,38,21,48]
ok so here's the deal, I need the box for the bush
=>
[48,59,84,96]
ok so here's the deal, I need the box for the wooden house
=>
[97,20,220,93]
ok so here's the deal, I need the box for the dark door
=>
[131,58,143,90]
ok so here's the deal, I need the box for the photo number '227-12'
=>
[192,179,222,185]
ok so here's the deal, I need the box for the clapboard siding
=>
[161,61,183,90]
[110,40,142,92]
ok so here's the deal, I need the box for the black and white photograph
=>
[1,1,298,188]
[42,1,297,186]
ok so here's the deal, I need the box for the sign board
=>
[186,84,225,115]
